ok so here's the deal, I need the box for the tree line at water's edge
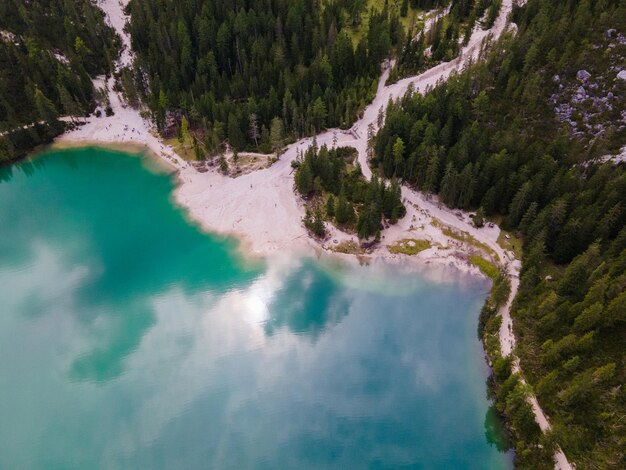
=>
[1,0,625,467]
[374,0,625,467]
[293,143,405,239]
[0,0,495,162]
[126,0,403,153]
[125,0,499,157]
[0,0,119,162]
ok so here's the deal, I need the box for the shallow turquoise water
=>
[0,147,511,469]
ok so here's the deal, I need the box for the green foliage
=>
[270,117,284,157]
[491,269,511,308]
[335,187,354,225]
[473,207,485,228]
[0,0,118,160]
[388,238,431,255]
[376,3,626,254]
[390,0,496,81]
[295,160,314,195]
[219,154,228,174]
[469,255,499,280]
[181,115,189,143]
[326,194,335,218]
[304,204,326,237]
[382,1,626,465]
[127,0,404,150]
[294,144,405,238]
[34,88,58,124]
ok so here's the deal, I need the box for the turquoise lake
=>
[0,147,512,469]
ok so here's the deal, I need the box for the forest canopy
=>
[374,0,626,466]
[0,0,118,162]
[126,0,409,154]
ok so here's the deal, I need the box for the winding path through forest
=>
[59,1,571,468]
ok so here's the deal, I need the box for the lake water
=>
[0,147,511,469]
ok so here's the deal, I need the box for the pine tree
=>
[0,137,15,162]
[357,207,369,238]
[228,112,244,149]
[440,162,458,206]
[295,162,313,195]
[457,163,475,209]
[181,115,189,146]
[34,88,58,124]
[424,151,440,193]
[326,195,335,218]
[249,113,260,147]
[335,188,350,225]
[473,207,485,228]
[311,97,327,132]
[219,154,228,174]
[270,117,284,158]
[157,89,168,131]
[57,85,83,122]
[312,205,325,237]
[393,137,405,176]
[400,0,409,17]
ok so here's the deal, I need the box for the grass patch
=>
[470,255,499,280]
[346,0,424,47]
[388,238,431,255]
[332,240,364,255]
[432,218,499,260]
[497,229,523,260]
[164,137,196,161]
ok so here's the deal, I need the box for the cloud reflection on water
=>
[0,147,508,469]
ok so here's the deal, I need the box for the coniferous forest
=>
[0,0,118,161]
[375,0,626,467]
[293,143,405,238]
[126,0,407,153]
[0,0,625,467]
[389,0,502,82]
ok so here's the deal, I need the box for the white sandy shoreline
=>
[57,0,515,279]
[53,1,571,468]
[53,0,515,293]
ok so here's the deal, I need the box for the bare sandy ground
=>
[56,1,572,468]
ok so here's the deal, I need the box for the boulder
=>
[617,70,626,81]
[577,69,591,81]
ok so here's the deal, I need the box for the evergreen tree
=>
[34,88,59,124]
[0,0,118,158]
[228,113,245,149]
[326,195,335,218]
[392,137,405,176]
[181,115,189,146]
[249,113,260,147]
[400,0,409,18]
[295,162,313,195]
[126,0,404,151]
[0,137,15,162]
[270,117,284,158]
[473,207,485,228]
[312,205,325,237]
[335,188,351,225]
[57,85,83,121]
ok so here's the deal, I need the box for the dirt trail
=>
[59,2,571,468]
